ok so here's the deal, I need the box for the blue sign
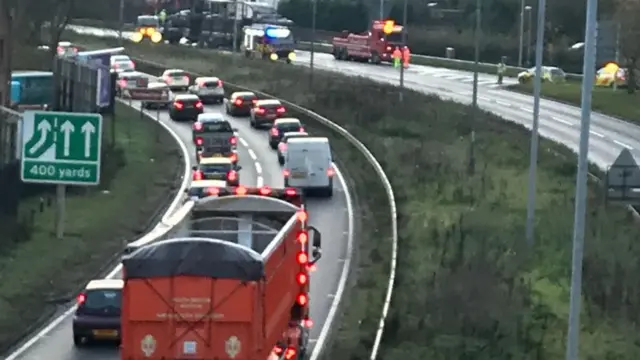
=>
[76,48,124,108]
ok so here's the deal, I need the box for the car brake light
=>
[256,107,265,114]
[283,169,290,176]
[299,127,305,132]
[174,101,184,109]
[230,136,237,145]
[327,167,335,176]
[195,137,203,145]
[278,143,287,151]
[57,46,63,54]
[118,79,127,87]
[130,61,135,68]
[251,99,257,104]
[195,101,203,109]
[76,293,86,304]
[164,76,172,83]
[193,170,203,180]
[271,128,279,136]
[217,80,223,87]
[276,106,285,113]
[193,122,203,130]
[227,170,237,181]
[234,98,243,105]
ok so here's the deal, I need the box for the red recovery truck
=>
[121,186,322,360]
[331,20,404,64]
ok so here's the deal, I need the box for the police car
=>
[192,157,241,186]
[242,24,296,63]
[187,179,229,199]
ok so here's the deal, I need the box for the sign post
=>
[20,111,103,238]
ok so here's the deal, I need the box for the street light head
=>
[524,5,532,10]
[427,2,438,6]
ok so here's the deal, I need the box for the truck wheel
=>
[371,52,381,64]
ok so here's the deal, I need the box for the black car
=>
[269,118,304,149]
[192,158,241,186]
[72,279,123,346]
[225,91,258,116]
[169,94,203,121]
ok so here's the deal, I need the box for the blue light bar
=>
[265,27,291,39]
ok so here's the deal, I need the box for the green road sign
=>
[21,111,102,185]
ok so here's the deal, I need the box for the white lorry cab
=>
[283,137,334,197]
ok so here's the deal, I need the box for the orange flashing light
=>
[383,20,395,34]
[296,210,308,223]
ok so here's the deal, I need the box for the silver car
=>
[188,76,225,104]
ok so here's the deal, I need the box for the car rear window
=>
[168,71,187,78]
[82,289,121,314]
[177,97,199,104]
[198,121,232,132]
[277,122,301,132]
[201,80,220,88]
[241,94,257,100]
[200,164,231,173]
[284,134,307,142]
[260,102,280,109]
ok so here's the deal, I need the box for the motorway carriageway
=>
[68,24,640,169]
[7,81,353,360]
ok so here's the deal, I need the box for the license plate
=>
[92,330,118,337]
[211,153,223,157]
[291,171,306,178]
[267,114,276,119]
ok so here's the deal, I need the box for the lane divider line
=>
[614,139,633,149]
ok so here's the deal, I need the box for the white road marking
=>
[496,100,511,107]
[521,107,533,112]
[255,161,262,174]
[248,148,257,160]
[614,139,633,149]
[590,130,604,138]
[552,116,573,126]
[239,138,249,147]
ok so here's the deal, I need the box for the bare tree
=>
[615,0,640,93]
[11,0,75,52]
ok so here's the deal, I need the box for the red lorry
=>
[331,20,404,64]
[121,186,322,359]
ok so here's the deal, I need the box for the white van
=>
[284,137,334,197]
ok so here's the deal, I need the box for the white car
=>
[161,69,190,91]
[110,55,134,73]
[188,76,225,104]
[284,137,334,197]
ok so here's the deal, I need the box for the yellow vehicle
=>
[193,157,240,186]
[131,15,162,43]
[242,24,296,63]
[186,179,229,198]
[595,63,627,87]
[517,66,566,84]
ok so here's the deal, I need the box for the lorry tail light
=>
[295,293,308,306]
[259,186,272,195]
[296,272,308,285]
[190,187,302,204]
[206,187,220,195]
[229,153,237,162]
[297,231,308,244]
[296,252,308,265]
[296,210,307,223]
[284,347,297,359]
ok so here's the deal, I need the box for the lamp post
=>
[518,0,525,67]
[398,0,408,101]
[310,0,317,86]
[525,6,532,66]
[469,0,481,174]
[118,0,125,45]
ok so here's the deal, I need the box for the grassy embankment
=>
[70,33,640,359]
[0,83,182,354]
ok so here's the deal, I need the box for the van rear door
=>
[286,142,331,188]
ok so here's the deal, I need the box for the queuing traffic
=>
[66,51,336,358]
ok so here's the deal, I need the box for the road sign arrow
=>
[60,120,75,157]
[29,120,52,156]
[81,121,96,158]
